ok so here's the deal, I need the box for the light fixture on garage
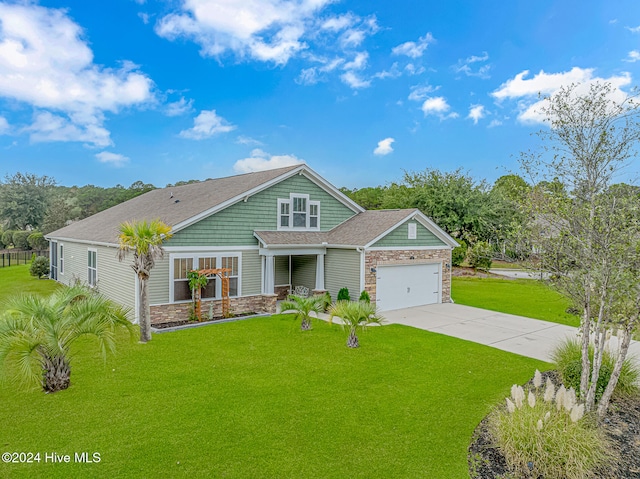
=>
[445,262,451,271]
[370,267,377,273]
[409,256,415,260]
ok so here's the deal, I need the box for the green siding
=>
[275,256,289,286]
[372,221,446,248]
[324,248,361,301]
[55,242,135,316]
[291,255,316,292]
[148,256,169,305]
[169,175,356,247]
[241,250,262,296]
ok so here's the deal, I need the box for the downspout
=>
[357,247,365,294]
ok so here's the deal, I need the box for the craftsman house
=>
[46,165,458,324]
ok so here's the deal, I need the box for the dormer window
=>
[278,193,320,230]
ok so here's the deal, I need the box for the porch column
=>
[314,253,325,293]
[264,254,275,295]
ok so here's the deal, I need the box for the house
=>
[46,165,458,323]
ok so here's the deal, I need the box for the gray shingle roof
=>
[47,165,302,244]
[254,209,421,247]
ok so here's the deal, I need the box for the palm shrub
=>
[489,371,612,478]
[552,338,639,401]
[280,294,324,331]
[321,291,332,312]
[329,300,384,348]
[117,219,172,343]
[29,256,50,279]
[468,241,492,270]
[358,290,370,303]
[0,285,133,393]
[337,287,350,302]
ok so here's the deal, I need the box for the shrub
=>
[321,291,332,312]
[489,373,612,479]
[0,230,4,249]
[468,241,492,271]
[27,231,48,250]
[1,230,14,248]
[337,287,350,302]
[552,338,639,400]
[451,240,467,266]
[30,256,50,279]
[12,231,30,250]
[359,290,370,303]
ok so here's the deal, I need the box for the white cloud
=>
[95,151,130,167]
[165,97,194,116]
[392,33,434,58]
[155,0,333,65]
[421,96,457,119]
[27,111,111,146]
[373,137,394,155]
[138,12,150,25]
[404,63,425,76]
[492,67,632,123]
[0,116,9,134]
[488,119,503,128]
[467,104,485,124]
[408,84,439,102]
[179,110,236,139]
[236,135,262,146]
[340,71,370,89]
[626,25,640,33]
[321,14,356,32]
[454,52,490,79]
[343,51,368,70]
[373,62,401,80]
[624,50,640,62]
[233,148,304,173]
[0,3,154,147]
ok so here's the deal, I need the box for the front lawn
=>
[0,316,547,478]
[0,264,60,304]
[452,276,580,327]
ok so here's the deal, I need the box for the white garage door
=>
[376,263,440,311]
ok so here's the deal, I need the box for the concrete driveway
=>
[381,303,640,366]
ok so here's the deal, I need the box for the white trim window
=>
[59,244,64,275]
[87,249,97,287]
[277,193,320,231]
[170,253,242,303]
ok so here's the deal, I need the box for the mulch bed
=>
[468,371,640,478]
[152,312,258,329]
[453,266,512,279]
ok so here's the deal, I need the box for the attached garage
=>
[375,262,441,311]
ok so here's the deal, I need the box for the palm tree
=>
[117,219,172,342]
[0,285,133,393]
[279,294,325,331]
[329,300,384,348]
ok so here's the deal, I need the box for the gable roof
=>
[254,208,458,248]
[46,164,363,245]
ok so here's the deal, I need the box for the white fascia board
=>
[259,247,327,256]
[363,210,459,248]
[410,211,459,248]
[170,164,364,235]
[44,236,119,248]
[297,166,365,214]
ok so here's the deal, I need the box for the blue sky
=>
[1,0,640,188]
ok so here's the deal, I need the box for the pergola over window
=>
[195,268,232,319]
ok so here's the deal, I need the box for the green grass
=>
[0,317,547,478]
[0,264,60,305]
[452,277,580,327]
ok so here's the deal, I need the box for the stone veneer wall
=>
[274,285,290,300]
[364,249,452,304]
[150,294,278,324]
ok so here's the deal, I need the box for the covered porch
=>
[260,247,326,299]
